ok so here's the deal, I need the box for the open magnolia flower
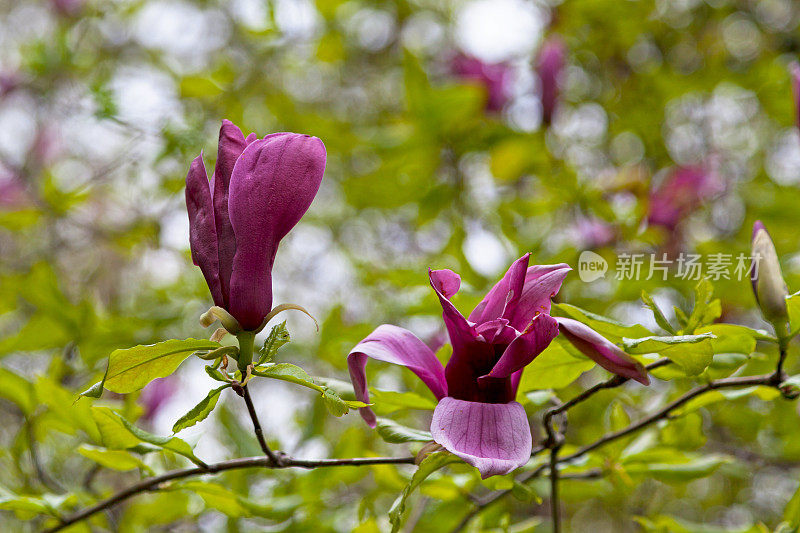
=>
[349,253,650,478]
[186,120,326,332]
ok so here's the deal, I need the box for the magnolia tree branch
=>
[240,384,283,466]
[453,368,787,533]
[44,454,416,532]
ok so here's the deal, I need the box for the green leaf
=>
[172,385,229,433]
[511,481,542,503]
[553,303,652,342]
[684,279,721,333]
[388,451,458,532]
[204,365,229,383]
[516,337,595,392]
[101,339,221,394]
[375,418,433,443]
[257,321,290,365]
[624,454,731,483]
[370,389,437,412]
[623,333,715,375]
[322,387,350,416]
[785,482,800,530]
[78,444,152,473]
[641,291,677,334]
[675,386,779,416]
[0,368,34,415]
[91,407,205,466]
[786,290,800,336]
[252,363,324,393]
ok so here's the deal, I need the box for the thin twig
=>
[549,445,561,533]
[452,371,780,532]
[44,454,415,532]
[542,358,671,444]
[241,384,282,466]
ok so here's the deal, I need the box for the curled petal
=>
[431,397,532,479]
[481,313,559,382]
[556,317,649,385]
[474,318,516,345]
[505,264,571,331]
[429,269,479,355]
[185,153,224,306]
[227,134,326,330]
[430,269,461,299]
[348,325,448,427]
[468,253,529,325]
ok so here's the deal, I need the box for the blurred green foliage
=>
[2,0,800,531]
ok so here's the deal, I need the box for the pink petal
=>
[185,153,224,306]
[556,317,650,385]
[474,318,516,345]
[505,264,571,331]
[348,325,447,427]
[212,120,248,307]
[428,269,479,355]
[468,253,530,325]
[430,268,461,299]
[227,134,326,330]
[430,397,532,479]
[481,313,559,381]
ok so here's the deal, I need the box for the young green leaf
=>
[78,444,152,473]
[370,389,437,413]
[375,418,433,443]
[101,339,221,394]
[623,333,715,375]
[684,279,722,333]
[388,451,458,532]
[91,407,206,467]
[641,291,677,334]
[172,385,229,433]
[257,321,290,365]
[553,303,652,342]
[251,363,324,393]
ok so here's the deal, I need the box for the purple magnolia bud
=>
[536,37,565,125]
[791,62,800,132]
[750,221,789,329]
[451,54,512,112]
[555,317,650,385]
[186,121,326,331]
[647,164,723,230]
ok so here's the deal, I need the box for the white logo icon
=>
[578,251,608,282]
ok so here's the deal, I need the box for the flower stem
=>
[236,331,255,370]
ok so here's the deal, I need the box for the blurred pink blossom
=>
[790,61,800,131]
[536,37,566,125]
[0,169,30,209]
[647,164,723,230]
[574,216,615,249]
[139,377,177,422]
[450,54,513,112]
[50,0,84,16]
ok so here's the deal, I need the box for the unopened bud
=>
[751,221,789,333]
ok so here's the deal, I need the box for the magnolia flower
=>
[647,165,723,230]
[555,317,648,385]
[536,37,565,125]
[751,221,789,332]
[451,54,513,112]
[186,120,326,331]
[349,254,570,478]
